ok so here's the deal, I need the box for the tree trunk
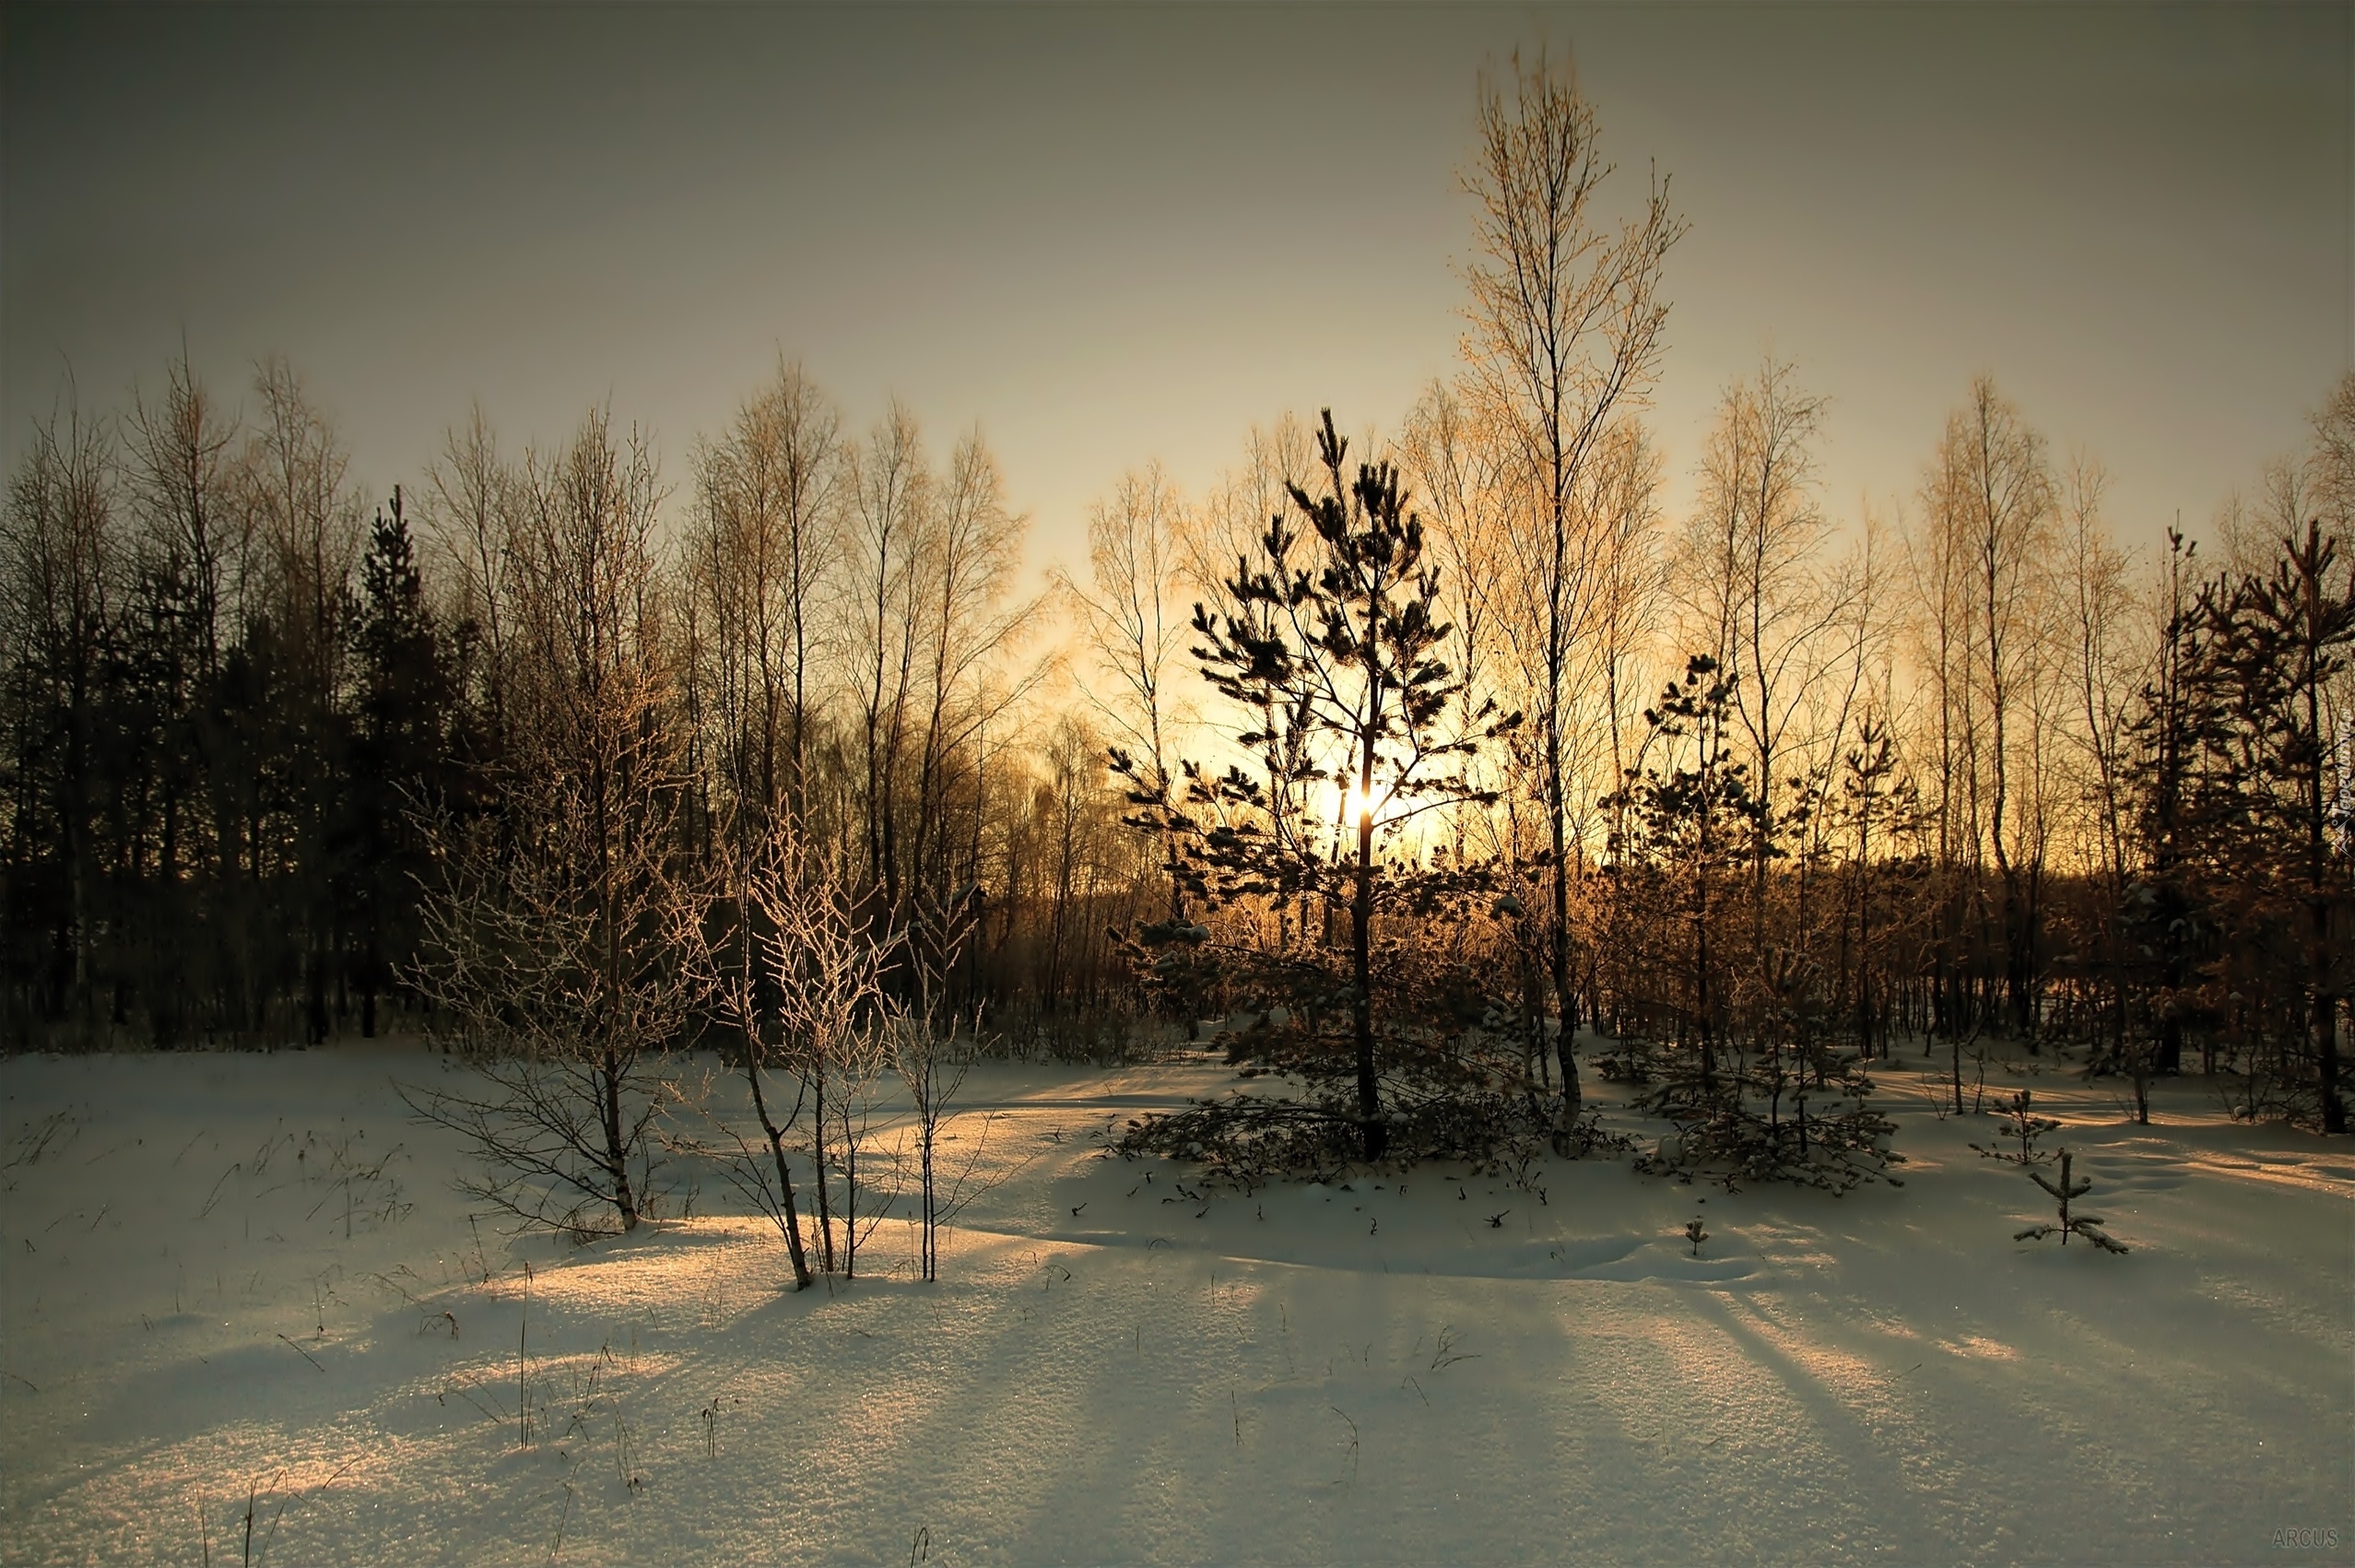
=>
[747,1062,814,1289]
[1546,744,1584,1124]
[812,1058,834,1271]
[602,1049,639,1231]
[1352,779,1385,1161]
[2317,989,2346,1136]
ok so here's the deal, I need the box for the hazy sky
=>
[5,3,2348,583]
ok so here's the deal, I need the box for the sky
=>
[4,3,2349,586]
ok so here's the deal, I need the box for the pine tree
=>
[2216,519,2355,1132]
[1120,410,1514,1167]
[1613,654,1756,1093]
[347,488,455,1036]
[2014,1149,2128,1254]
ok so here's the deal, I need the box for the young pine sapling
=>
[2014,1149,2128,1254]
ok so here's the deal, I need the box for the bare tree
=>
[2060,457,2141,1084]
[1059,464,1190,919]
[678,818,901,1287]
[1460,44,1684,1111]
[1672,358,1887,1064]
[1033,712,1107,1011]
[889,903,976,1283]
[847,403,929,913]
[1924,377,2056,1037]
[241,356,361,683]
[1409,383,1539,1089]
[407,407,687,1238]
[0,393,119,1032]
[406,792,688,1237]
[424,405,523,736]
[1399,385,1502,735]
[1583,417,1668,859]
[765,826,901,1278]
[1677,360,1844,958]
[124,350,241,686]
[688,360,843,841]
[2308,371,2355,547]
[909,429,1033,915]
[1182,416,1315,620]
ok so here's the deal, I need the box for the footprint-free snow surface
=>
[2,1043,2349,1565]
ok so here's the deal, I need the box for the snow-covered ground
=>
[2,1042,2349,1566]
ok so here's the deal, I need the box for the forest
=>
[4,37,2349,1564]
[3,52,2350,1186]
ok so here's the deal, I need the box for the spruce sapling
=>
[1684,1217,1708,1256]
[2014,1149,2128,1254]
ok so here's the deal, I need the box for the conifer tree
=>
[1124,410,1512,1162]
[2015,1149,2128,1254]
[347,488,456,1036]
[2216,519,2355,1132]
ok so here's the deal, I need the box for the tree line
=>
[4,51,2349,1154]
[0,359,1157,1056]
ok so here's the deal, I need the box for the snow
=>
[3,1042,2349,1565]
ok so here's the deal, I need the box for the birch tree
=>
[407,408,686,1237]
[1460,45,1683,1109]
[1060,464,1190,919]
